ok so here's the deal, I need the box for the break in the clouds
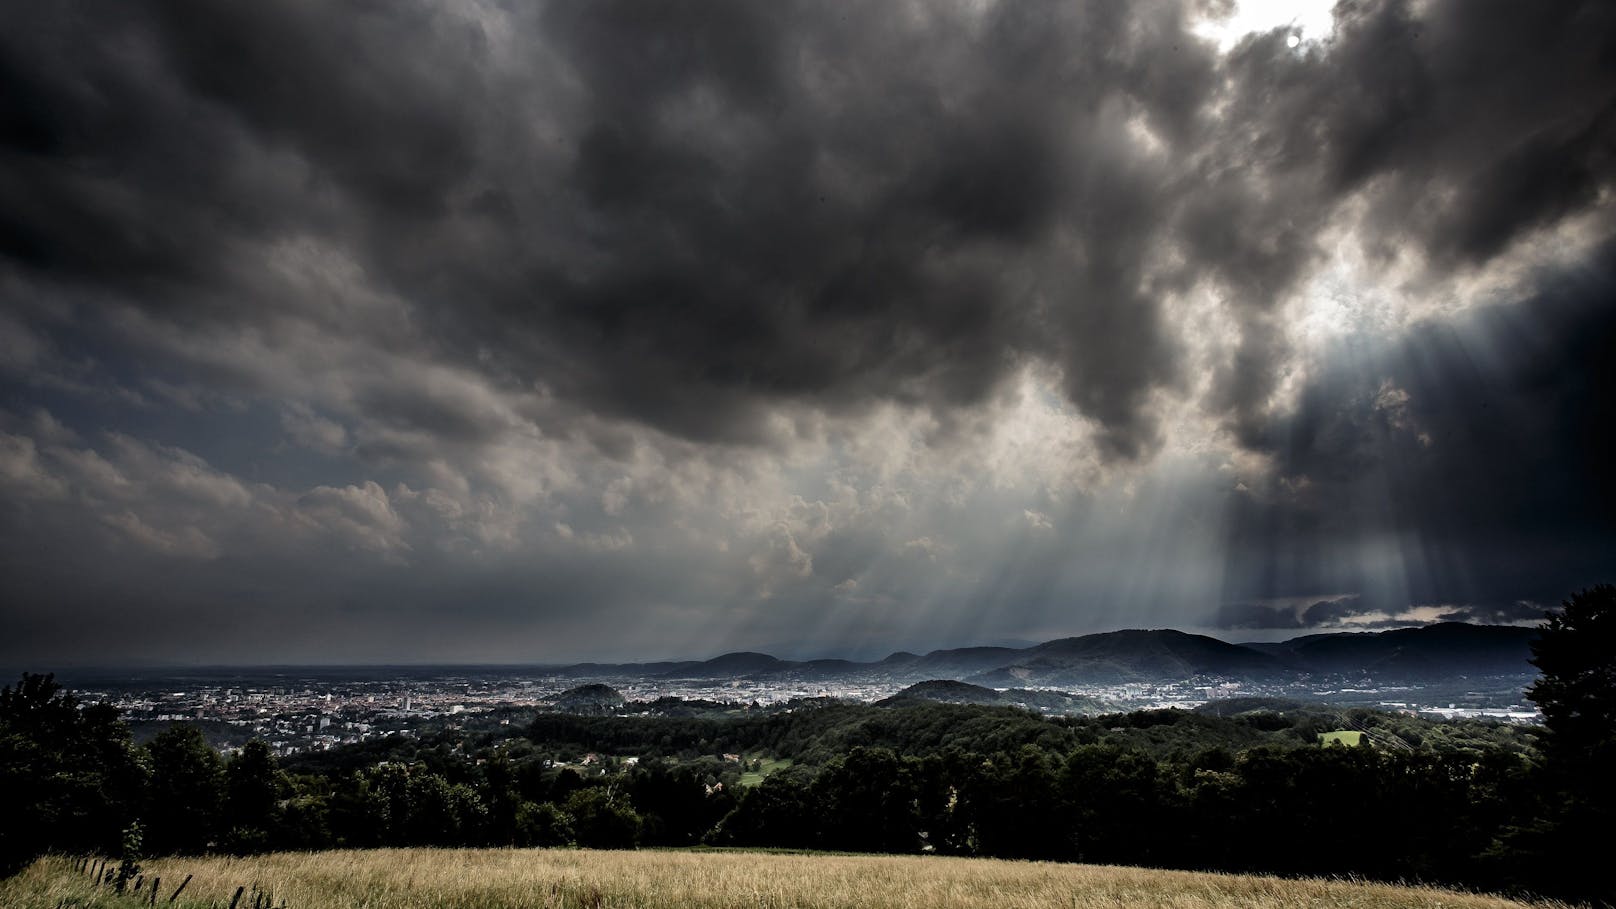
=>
[2,0,1613,665]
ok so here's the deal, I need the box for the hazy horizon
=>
[6,617,1544,676]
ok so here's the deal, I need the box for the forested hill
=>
[968,629,1285,686]
[549,623,1538,685]
[877,680,1109,714]
[1242,623,1540,679]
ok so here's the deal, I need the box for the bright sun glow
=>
[1192,0,1337,52]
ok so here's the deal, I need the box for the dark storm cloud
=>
[494,1,1217,456]
[1223,242,1616,616]
[1190,0,1616,441]
[8,0,1218,458]
[1215,596,1548,632]
[1215,598,1359,630]
[4,0,1616,663]
[6,0,1614,454]
[1437,601,1549,626]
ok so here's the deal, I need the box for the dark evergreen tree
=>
[1519,584,1616,905]
[1528,584,1616,761]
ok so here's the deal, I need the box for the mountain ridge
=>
[556,622,1539,686]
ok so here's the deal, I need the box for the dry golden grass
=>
[4,849,1579,909]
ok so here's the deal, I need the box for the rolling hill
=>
[547,683,626,713]
[879,679,1111,714]
[1244,622,1538,680]
[657,651,788,678]
[548,623,1539,687]
[968,628,1287,686]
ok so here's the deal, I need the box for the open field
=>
[1319,730,1368,747]
[738,755,795,787]
[4,850,1579,909]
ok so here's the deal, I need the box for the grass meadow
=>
[4,849,1579,909]
[1318,731,1368,747]
[737,756,795,787]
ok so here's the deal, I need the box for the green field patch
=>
[738,755,793,787]
[1319,730,1367,747]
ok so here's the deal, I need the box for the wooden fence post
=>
[228,885,245,909]
[149,876,160,904]
[169,873,194,903]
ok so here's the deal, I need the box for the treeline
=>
[0,672,746,861]
[0,673,1603,905]
[521,708,1553,895]
[713,744,1530,875]
[518,699,1533,764]
[0,675,288,865]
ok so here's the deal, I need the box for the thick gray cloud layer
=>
[2,0,1613,664]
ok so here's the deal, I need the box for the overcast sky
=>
[3,0,1613,666]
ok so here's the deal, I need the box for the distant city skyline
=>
[3,0,1613,666]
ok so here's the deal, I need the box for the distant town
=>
[56,659,1541,758]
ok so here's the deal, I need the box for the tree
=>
[0,673,147,873]
[813,747,921,854]
[563,787,641,849]
[113,822,143,893]
[222,740,283,853]
[481,756,522,845]
[404,772,462,846]
[1517,584,1616,905]
[515,801,574,846]
[963,747,1063,859]
[1061,744,1167,865]
[325,770,392,847]
[1526,584,1616,761]
[144,725,225,854]
[709,767,815,849]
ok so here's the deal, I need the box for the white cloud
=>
[296,481,410,556]
[102,510,221,560]
[280,405,349,453]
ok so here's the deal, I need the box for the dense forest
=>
[3,588,1612,906]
